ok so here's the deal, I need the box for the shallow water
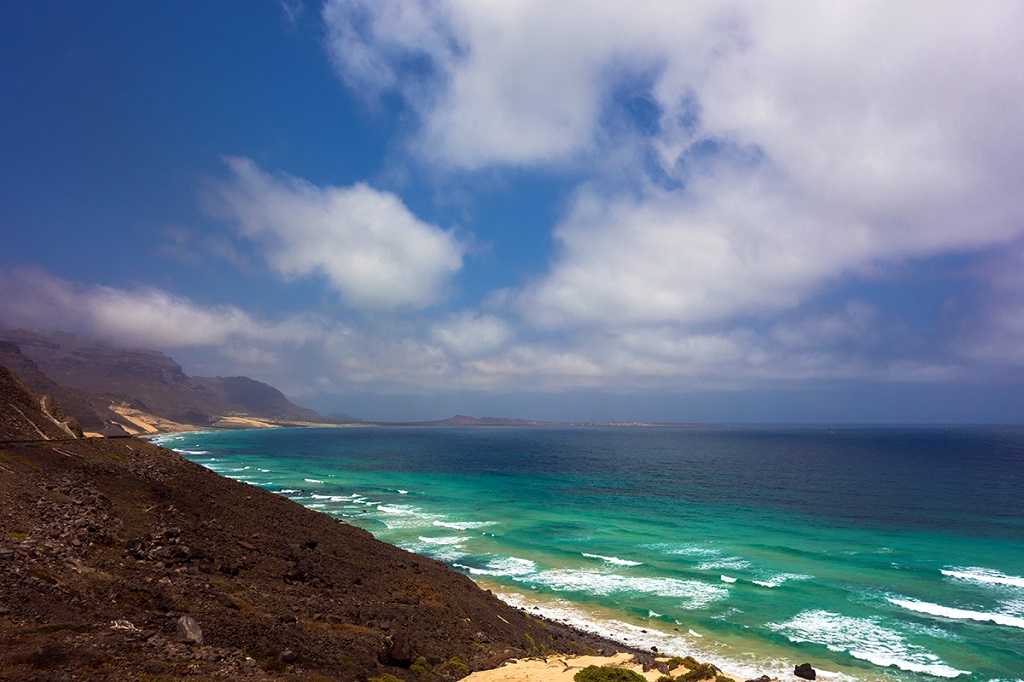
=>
[155,425,1024,681]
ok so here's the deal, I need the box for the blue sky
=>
[2,1,1024,422]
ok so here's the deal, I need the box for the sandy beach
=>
[99,403,348,438]
[462,653,747,682]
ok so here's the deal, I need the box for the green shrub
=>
[657,676,675,682]
[675,662,720,682]
[679,656,700,670]
[573,665,647,682]
[715,676,732,682]
[438,657,470,678]
[410,657,431,676]
[666,657,685,671]
[369,675,404,682]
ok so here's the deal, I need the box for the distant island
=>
[381,414,700,428]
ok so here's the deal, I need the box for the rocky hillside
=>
[0,365,629,680]
[0,328,326,434]
[0,365,83,441]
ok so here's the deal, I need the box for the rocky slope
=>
[0,365,631,681]
[0,328,327,434]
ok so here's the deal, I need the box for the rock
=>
[279,649,299,664]
[283,558,312,583]
[384,633,415,665]
[795,663,817,680]
[217,592,252,611]
[176,615,204,645]
[745,676,771,682]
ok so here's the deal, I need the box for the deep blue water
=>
[155,426,1024,681]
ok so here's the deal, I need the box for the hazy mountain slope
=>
[0,328,325,431]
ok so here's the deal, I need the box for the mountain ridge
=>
[0,327,328,435]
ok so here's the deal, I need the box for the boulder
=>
[795,663,816,680]
[384,633,415,665]
[176,615,204,645]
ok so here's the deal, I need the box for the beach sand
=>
[462,653,748,682]
[98,403,348,437]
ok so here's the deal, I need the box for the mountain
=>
[0,328,327,434]
[0,366,628,679]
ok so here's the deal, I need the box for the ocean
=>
[152,426,1024,681]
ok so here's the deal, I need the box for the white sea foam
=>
[398,490,409,494]
[276,489,300,494]
[309,493,363,503]
[304,478,324,484]
[752,573,812,588]
[376,504,414,514]
[360,503,444,530]
[648,610,662,618]
[522,570,728,609]
[767,610,969,678]
[696,557,751,571]
[418,536,470,546]
[177,449,210,455]
[720,575,737,583]
[457,556,537,577]
[1000,596,1024,617]
[426,546,469,563]
[688,629,702,637]
[888,597,1024,630]
[941,566,1024,590]
[660,544,722,557]
[432,520,497,530]
[582,552,642,566]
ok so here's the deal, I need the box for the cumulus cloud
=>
[430,311,512,358]
[211,157,465,310]
[324,0,1024,333]
[8,2,1024,411]
[0,268,318,349]
[0,266,989,407]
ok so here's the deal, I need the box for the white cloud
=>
[430,311,512,358]
[323,0,1024,333]
[0,266,989,406]
[211,157,464,310]
[0,268,320,350]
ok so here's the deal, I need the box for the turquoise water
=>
[153,426,1024,681]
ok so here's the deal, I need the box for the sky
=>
[2,1,1024,423]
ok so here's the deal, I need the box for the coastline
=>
[161,425,1023,681]
[151,431,796,682]
[94,404,358,438]
[470,592,760,682]
[154,425,1024,682]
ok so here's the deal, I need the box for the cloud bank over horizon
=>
[2,1,1023,421]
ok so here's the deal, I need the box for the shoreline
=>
[479,587,792,682]
[153,433,800,682]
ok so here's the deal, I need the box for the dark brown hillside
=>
[0,366,628,680]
